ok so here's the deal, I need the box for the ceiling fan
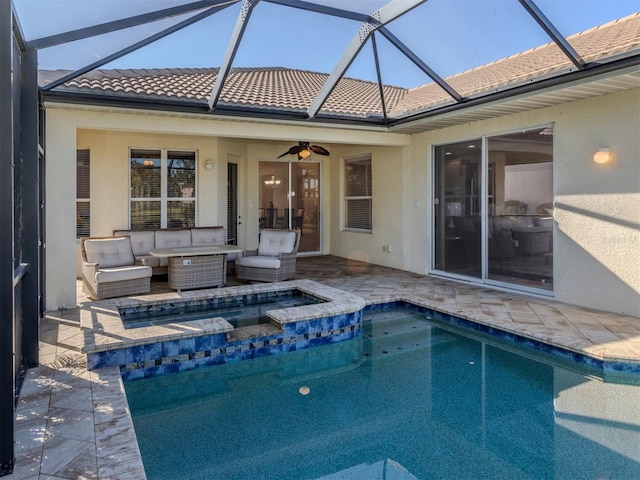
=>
[277,141,330,161]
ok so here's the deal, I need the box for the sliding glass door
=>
[487,129,553,291]
[432,127,553,293]
[259,161,321,254]
[433,140,482,278]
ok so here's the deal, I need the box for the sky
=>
[16,0,640,88]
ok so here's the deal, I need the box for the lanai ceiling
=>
[14,0,640,132]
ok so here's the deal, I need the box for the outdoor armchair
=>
[236,229,300,282]
[81,236,152,300]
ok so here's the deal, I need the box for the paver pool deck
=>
[9,256,640,479]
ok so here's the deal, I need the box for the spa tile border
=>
[82,279,365,354]
[81,280,365,377]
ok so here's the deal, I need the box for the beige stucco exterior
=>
[45,87,640,317]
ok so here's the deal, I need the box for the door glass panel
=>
[167,150,195,228]
[259,161,320,254]
[434,140,482,278]
[292,162,320,253]
[487,128,553,291]
[259,162,289,229]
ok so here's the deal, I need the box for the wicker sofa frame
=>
[237,230,300,282]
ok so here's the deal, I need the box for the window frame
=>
[76,149,90,239]
[343,154,372,233]
[129,148,197,230]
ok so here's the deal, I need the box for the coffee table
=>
[149,245,243,291]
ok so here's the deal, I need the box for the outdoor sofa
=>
[113,226,233,275]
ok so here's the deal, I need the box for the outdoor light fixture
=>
[593,148,611,164]
[277,141,330,161]
[298,148,311,160]
[264,175,281,188]
[204,160,214,170]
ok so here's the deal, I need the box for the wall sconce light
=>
[204,160,214,171]
[593,148,611,165]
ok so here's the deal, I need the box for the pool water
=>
[125,307,640,480]
[120,290,325,329]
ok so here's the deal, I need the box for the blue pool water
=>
[119,289,325,329]
[125,307,640,480]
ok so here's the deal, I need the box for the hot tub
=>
[81,279,365,380]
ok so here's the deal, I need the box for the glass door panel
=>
[292,162,320,253]
[434,140,482,278]
[487,129,553,291]
[259,161,320,254]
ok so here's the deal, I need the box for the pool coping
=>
[81,279,366,354]
[364,295,640,375]
[71,287,638,480]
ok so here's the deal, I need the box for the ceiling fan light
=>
[299,149,311,159]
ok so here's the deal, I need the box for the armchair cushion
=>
[95,265,152,283]
[237,256,282,269]
[257,230,297,256]
[84,237,135,268]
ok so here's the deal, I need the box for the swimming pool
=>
[125,305,640,480]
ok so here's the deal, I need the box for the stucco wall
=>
[327,145,410,270]
[409,88,639,316]
[45,88,639,316]
[44,105,407,310]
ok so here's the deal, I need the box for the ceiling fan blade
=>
[309,145,330,155]
[277,145,303,158]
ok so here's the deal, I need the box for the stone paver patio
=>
[8,256,640,479]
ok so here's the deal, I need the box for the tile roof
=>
[40,13,639,122]
[393,13,640,116]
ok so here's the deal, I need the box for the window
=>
[130,149,196,229]
[344,155,372,232]
[76,149,90,238]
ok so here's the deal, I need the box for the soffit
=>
[388,67,640,134]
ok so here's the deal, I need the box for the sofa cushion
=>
[94,265,152,283]
[257,230,296,257]
[135,255,162,268]
[84,237,135,268]
[191,227,226,246]
[155,229,191,249]
[114,230,155,257]
[237,255,281,269]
